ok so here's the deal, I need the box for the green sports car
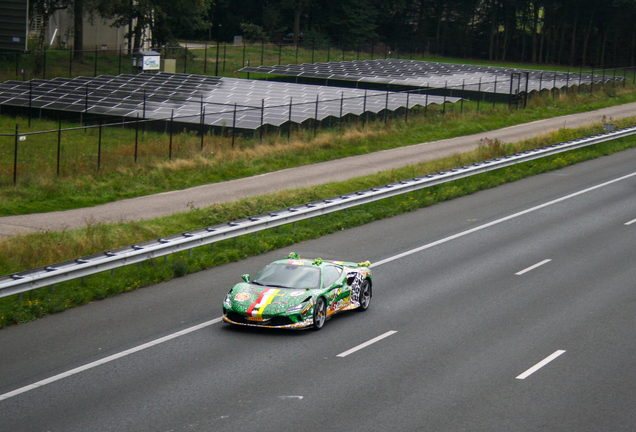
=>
[222,253,372,330]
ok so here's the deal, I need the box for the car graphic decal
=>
[246,289,280,318]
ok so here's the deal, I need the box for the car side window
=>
[322,266,343,288]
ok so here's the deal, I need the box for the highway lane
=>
[1,148,635,431]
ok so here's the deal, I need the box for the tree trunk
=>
[73,0,84,60]
[569,14,577,66]
[293,7,301,45]
[581,17,593,67]
[488,0,498,60]
[531,2,539,63]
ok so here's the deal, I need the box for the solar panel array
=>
[0,73,461,131]
[240,58,622,94]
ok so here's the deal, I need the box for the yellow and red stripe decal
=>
[246,289,280,318]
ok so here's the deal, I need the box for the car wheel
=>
[357,279,371,312]
[313,298,327,330]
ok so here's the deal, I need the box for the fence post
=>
[69,50,73,77]
[493,77,497,109]
[85,83,89,116]
[13,124,19,185]
[443,81,447,114]
[43,50,47,79]
[279,42,282,65]
[215,41,220,76]
[28,80,32,127]
[57,118,62,176]
[461,80,465,113]
[404,91,410,122]
[424,90,429,116]
[339,93,344,131]
[204,42,208,74]
[260,99,264,143]
[362,90,367,126]
[384,91,389,124]
[94,49,98,77]
[477,77,481,112]
[200,102,205,150]
[97,122,102,171]
[169,109,174,160]
[223,43,227,72]
[184,46,188,73]
[591,68,594,94]
[314,94,319,137]
[261,41,264,65]
[232,103,237,147]
[288,97,293,141]
[135,113,139,163]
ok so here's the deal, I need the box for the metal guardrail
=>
[2,124,636,299]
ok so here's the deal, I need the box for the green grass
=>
[2,85,636,216]
[2,42,606,83]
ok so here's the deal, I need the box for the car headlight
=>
[286,299,312,314]
[224,293,232,309]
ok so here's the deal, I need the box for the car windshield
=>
[252,263,321,289]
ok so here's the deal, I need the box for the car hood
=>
[228,283,315,314]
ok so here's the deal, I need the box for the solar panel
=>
[239,58,621,94]
[0,72,461,131]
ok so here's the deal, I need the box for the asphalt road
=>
[1,144,635,431]
[2,102,636,237]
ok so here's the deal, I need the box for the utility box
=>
[132,50,161,73]
[161,58,176,73]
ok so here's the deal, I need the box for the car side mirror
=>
[242,274,250,283]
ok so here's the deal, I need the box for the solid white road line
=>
[5,171,636,402]
[0,317,223,402]
[516,259,552,276]
[337,331,398,358]
[516,350,566,380]
[371,171,636,268]
[625,218,636,225]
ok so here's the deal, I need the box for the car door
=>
[322,265,348,314]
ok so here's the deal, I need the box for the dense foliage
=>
[203,0,636,68]
[25,1,636,69]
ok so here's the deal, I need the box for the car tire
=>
[357,279,371,312]
[312,298,327,330]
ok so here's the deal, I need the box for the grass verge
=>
[1,119,636,328]
[2,85,636,215]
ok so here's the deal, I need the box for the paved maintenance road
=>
[1,147,635,431]
[1,102,635,237]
